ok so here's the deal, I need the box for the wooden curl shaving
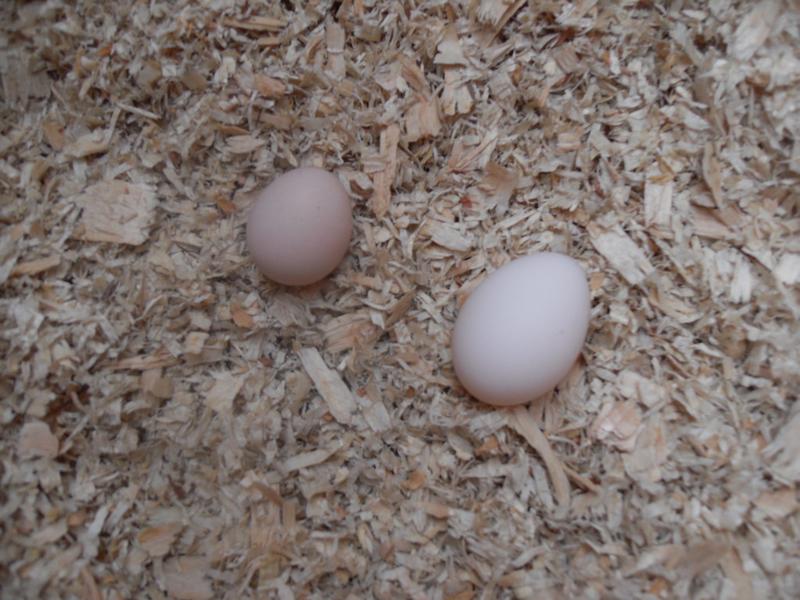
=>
[509,406,570,509]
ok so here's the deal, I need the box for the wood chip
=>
[447,129,498,173]
[257,35,282,47]
[441,68,473,116]
[385,291,416,330]
[141,369,173,399]
[763,411,800,482]
[18,421,59,459]
[322,311,379,352]
[690,206,736,240]
[404,97,441,143]
[753,488,798,519]
[481,162,518,210]
[42,120,65,150]
[731,1,780,61]
[30,520,67,545]
[476,0,526,43]
[425,221,472,252]
[73,181,156,246]
[230,304,254,328]
[252,74,286,98]
[702,143,723,207]
[404,469,427,490]
[588,222,655,285]
[326,22,346,78]
[673,540,731,578]
[117,102,161,121]
[223,16,285,32]
[284,445,341,472]
[80,567,102,600]
[370,124,400,218]
[618,371,665,407]
[624,420,669,483]
[64,130,109,158]
[644,180,673,231]
[111,350,179,371]
[205,372,246,413]
[590,400,642,452]
[163,557,213,600]
[297,347,357,425]
[361,397,392,433]
[11,255,60,277]
[184,332,209,355]
[434,26,467,66]
[226,134,263,154]
[138,523,182,557]
[774,254,800,285]
[720,549,754,600]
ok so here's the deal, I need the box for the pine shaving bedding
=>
[1,1,799,598]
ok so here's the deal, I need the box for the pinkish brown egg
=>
[452,253,591,407]
[246,167,353,286]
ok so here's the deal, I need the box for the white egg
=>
[452,253,591,407]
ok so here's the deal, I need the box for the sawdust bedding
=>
[1,0,799,598]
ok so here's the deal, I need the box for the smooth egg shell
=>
[246,167,352,286]
[452,253,591,407]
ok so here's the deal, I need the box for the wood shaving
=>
[480,161,519,210]
[137,523,182,557]
[732,1,781,61]
[434,26,468,66]
[226,134,264,155]
[223,16,286,32]
[283,444,342,473]
[183,331,209,355]
[404,98,441,143]
[590,400,642,452]
[297,347,357,425]
[205,372,246,413]
[11,255,60,277]
[643,180,673,233]
[370,124,400,218]
[326,22,346,79]
[588,222,655,285]
[753,488,798,520]
[764,410,800,482]
[73,181,156,246]
[509,407,570,509]
[163,557,213,600]
[441,67,474,116]
[17,421,59,459]
[624,420,669,484]
[775,253,800,285]
[424,220,473,252]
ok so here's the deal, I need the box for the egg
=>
[246,167,353,286]
[452,253,591,407]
